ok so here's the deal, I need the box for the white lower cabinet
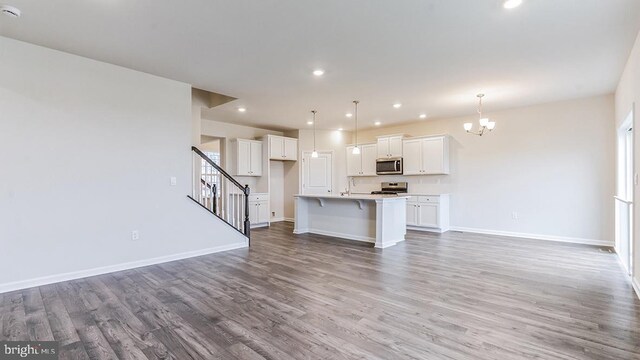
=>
[248,193,269,228]
[406,194,449,233]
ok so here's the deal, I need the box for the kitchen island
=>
[293,194,407,248]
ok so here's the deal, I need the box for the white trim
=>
[294,228,375,243]
[449,226,612,247]
[0,241,248,294]
[407,225,447,234]
[632,276,640,300]
[271,217,295,223]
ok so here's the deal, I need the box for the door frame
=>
[300,150,334,195]
[615,104,634,278]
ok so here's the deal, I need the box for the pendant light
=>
[464,94,496,136]
[311,110,318,158]
[352,100,361,155]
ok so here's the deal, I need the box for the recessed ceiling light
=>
[419,114,427,119]
[345,113,353,118]
[393,103,402,109]
[1,5,21,18]
[237,107,246,112]
[338,128,343,131]
[374,121,381,126]
[307,121,313,125]
[312,69,325,77]
[503,0,522,9]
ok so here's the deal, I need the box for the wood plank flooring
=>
[1,222,639,359]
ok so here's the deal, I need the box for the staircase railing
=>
[189,146,250,242]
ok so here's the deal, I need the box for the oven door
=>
[376,158,403,175]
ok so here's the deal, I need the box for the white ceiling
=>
[1,0,640,131]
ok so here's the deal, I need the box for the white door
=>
[302,152,333,195]
[361,144,377,176]
[403,139,422,175]
[418,204,439,227]
[237,140,251,176]
[270,136,283,159]
[284,138,298,160]
[346,146,361,176]
[422,137,444,174]
[377,137,390,158]
[388,136,403,157]
[250,141,262,176]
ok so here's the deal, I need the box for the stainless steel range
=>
[370,182,408,195]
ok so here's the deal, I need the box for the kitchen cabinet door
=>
[388,136,403,157]
[377,137,390,158]
[236,140,252,176]
[360,144,377,176]
[418,203,439,228]
[270,136,283,159]
[250,141,263,176]
[249,202,259,224]
[406,203,418,226]
[346,146,362,176]
[422,137,445,174]
[402,139,422,175]
[283,138,297,160]
[257,201,270,223]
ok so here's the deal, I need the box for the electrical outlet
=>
[511,212,519,220]
[131,230,140,241]
[170,177,177,186]
[272,211,275,217]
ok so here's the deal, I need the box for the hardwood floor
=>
[1,222,639,359]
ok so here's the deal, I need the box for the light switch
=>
[170,177,177,186]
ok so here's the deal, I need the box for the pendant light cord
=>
[353,100,359,147]
[312,110,317,151]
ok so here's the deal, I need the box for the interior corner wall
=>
[353,95,615,245]
[0,36,246,292]
[615,29,640,293]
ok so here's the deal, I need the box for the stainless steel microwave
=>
[376,158,403,175]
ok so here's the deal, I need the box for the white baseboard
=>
[407,225,447,234]
[449,226,612,247]
[294,228,375,243]
[633,276,640,300]
[270,217,286,222]
[0,241,248,294]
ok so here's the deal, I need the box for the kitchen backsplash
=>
[349,175,451,195]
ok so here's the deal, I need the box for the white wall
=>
[351,95,615,245]
[0,36,247,292]
[615,29,640,293]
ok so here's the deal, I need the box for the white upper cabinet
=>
[402,135,450,175]
[283,137,298,160]
[346,143,376,176]
[233,139,263,176]
[360,144,377,176]
[402,139,423,175]
[268,135,298,161]
[377,135,404,159]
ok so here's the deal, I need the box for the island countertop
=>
[294,194,409,201]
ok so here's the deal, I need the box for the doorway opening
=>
[615,107,634,276]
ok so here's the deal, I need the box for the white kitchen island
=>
[293,194,408,248]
